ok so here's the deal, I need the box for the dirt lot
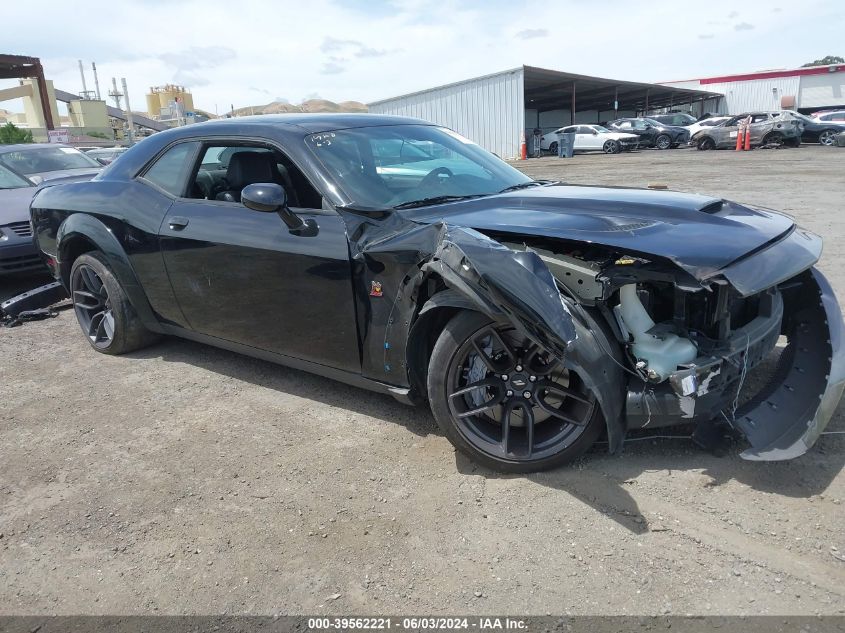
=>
[1,145,844,616]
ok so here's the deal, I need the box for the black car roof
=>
[162,113,432,138]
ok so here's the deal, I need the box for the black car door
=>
[157,140,360,373]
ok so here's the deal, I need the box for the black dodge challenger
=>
[30,114,845,472]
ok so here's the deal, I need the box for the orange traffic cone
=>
[735,128,744,151]
[744,127,751,151]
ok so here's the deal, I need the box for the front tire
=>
[697,136,716,150]
[603,139,621,154]
[70,252,159,355]
[548,141,559,155]
[427,311,604,473]
[655,134,672,150]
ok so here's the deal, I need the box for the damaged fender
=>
[357,221,626,452]
[734,267,845,460]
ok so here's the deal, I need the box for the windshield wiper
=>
[393,194,485,210]
[498,179,556,193]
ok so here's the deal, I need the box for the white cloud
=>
[515,28,549,40]
[0,0,841,113]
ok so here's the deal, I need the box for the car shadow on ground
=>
[128,335,844,536]
[455,414,845,535]
[125,336,439,438]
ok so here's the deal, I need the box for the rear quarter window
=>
[141,142,199,197]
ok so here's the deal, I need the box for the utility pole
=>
[92,62,101,100]
[121,78,134,146]
[109,77,123,109]
[78,60,88,96]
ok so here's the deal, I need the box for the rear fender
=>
[57,214,161,332]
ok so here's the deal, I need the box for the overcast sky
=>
[2,0,843,114]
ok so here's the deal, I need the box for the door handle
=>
[168,216,189,230]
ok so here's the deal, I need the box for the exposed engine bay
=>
[500,236,840,460]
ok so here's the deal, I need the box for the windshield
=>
[306,124,532,209]
[0,162,33,189]
[0,146,100,175]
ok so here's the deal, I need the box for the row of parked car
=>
[0,143,109,275]
[537,108,845,155]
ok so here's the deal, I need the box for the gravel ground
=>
[1,144,843,616]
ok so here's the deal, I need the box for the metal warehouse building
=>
[368,65,720,159]
[660,63,845,116]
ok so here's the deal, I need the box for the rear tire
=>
[70,252,159,355]
[818,129,837,146]
[427,311,604,473]
[655,134,672,150]
[762,131,784,147]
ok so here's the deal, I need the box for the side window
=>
[187,143,322,209]
[616,121,631,129]
[141,142,199,197]
[561,127,576,134]
[579,126,595,134]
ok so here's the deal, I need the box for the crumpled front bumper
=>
[733,267,845,460]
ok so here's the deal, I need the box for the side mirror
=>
[241,183,318,237]
[95,157,110,166]
[592,131,598,135]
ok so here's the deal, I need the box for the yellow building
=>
[145,84,194,118]
[68,99,109,128]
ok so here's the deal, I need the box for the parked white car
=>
[685,116,730,137]
[539,125,640,154]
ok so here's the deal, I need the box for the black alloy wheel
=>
[428,311,602,472]
[548,141,559,155]
[70,252,159,355]
[71,262,116,349]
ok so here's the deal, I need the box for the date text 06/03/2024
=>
[306,617,527,630]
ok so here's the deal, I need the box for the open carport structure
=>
[0,53,55,129]
[368,65,722,159]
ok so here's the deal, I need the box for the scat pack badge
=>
[369,280,383,297]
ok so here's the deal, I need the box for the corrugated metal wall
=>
[368,69,525,159]
[799,71,845,108]
[662,77,803,114]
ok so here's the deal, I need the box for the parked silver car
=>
[691,112,802,150]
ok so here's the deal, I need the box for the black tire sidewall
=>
[70,252,154,355]
[656,134,671,149]
[426,310,604,473]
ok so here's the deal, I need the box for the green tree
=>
[801,55,844,67]
[86,130,111,140]
[0,122,34,144]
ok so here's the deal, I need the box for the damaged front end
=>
[501,228,845,461]
[353,208,844,462]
